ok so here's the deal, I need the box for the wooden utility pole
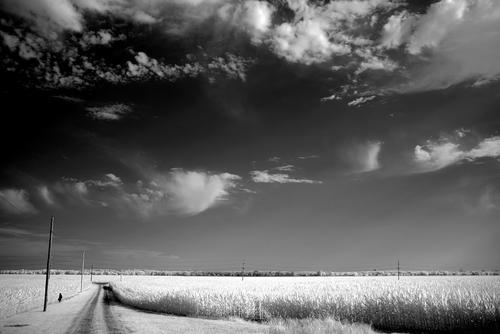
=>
[241,260,245,281]
[43,216,54,312]
[397,259,400,281]
[80,250,85,292]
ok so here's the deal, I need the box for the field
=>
[0,274,92,319]
[110,275,500,333]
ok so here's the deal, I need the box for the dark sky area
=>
[0,0,499,271]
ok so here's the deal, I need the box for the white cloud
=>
[275,165,294,172]
[38,185,55,205]
[220,0,394,65]
[362,141,382,172]
[0,0,84,34]
[414,135,500,171]
[414,142,462,171]
[105,173,122,184]
[219,0,500,93]
[320,94,341,102]
[49,169,241,217]
[4,0,498,96]
[467,137,500,159]
[4,47,252,89]
[379,10,414,49]
[126,52,200,79]
[0,0,160,36]
[406,0,469,55]
[118,170,241,217]
[53,178,89,203]
[81,30,115,46]
[165,170,240,215]
[270,16,350,65]
[125,52,251,84]
[87,104,132,121]
[250,170,322,184]
[347,95,376,107]
[0,189,37,215]
[347,141,382,173]
[87,173,123,187]
[219,0,274,43]
[355,49,398,74]
[386,0,500,92]
[207,53,254,82]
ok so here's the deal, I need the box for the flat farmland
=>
[110,275,500,333]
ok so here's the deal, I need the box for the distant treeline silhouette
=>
[0,269,498,276]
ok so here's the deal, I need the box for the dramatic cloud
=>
[405,0,469,56]
[414,135,500,172]
[385,0,500,92]
[0,189,37,215]
[87,104,133,121]
[47,169,241,217]
[221,0,394,65]
[219,0,275,43]
[250,170,322,184]
[2,0,499,97]
[164,169,241,215]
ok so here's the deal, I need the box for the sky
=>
[0,0,500,272]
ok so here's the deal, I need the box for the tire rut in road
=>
[67,284,126,334]
[102,288,125,334]
[68,287,101,334]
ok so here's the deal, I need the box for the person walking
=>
[58,293,63,303]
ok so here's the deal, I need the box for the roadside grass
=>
[266,317,378,334]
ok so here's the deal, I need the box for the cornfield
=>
[110,276,500,333]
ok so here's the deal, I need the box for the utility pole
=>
[80,250,85,292]
[397,259,400,281]
[43,216,54,312]
[241,260,245,281]
[90,264,93,283]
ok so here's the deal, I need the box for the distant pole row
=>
[43,215,90,312]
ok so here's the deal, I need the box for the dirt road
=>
[0,284,267,334]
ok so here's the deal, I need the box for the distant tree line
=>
[0,269,498,276]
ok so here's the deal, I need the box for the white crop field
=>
[0,274,92,319]
[110,275,500,333]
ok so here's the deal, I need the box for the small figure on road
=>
[58,293,63,303]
